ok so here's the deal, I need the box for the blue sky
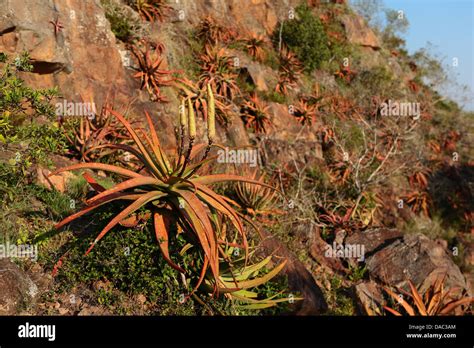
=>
[352,0,474,110]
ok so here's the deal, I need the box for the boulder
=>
[344,228,403,257]
[341,14,380,49]
[36,166,76,192]
[261,137,324,169]
[0,259,38,314]
[365,233,471,297]
[228,49,278,92]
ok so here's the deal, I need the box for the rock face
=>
[180,0,301,34]
[345,228,403,257]
[229,49,278,92]
[341,14,380,49]
[0,0,132,103]
[0,0,182,148]
[0,259,38,314]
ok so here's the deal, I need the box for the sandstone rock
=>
[309,229,347,275]
[342,14,380,49]
[228,49,278,92]
[0,259,38,315]
[464,242,474,267]
[365,233,471,297]
[344,228,403,257]
[0,0,178,146]
[268,102,315,140]
[180,0,301,35]
[36,166,75,192]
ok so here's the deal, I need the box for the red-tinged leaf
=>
[439,297,474,315]
[153,212,185,273]
[119,214,140,227]
[181,156,217,178]
[49,163,143,179]
[82,172,106,193]
[384,287,415,316]
[174,190,219,282]
[194,183,248,263]
[86,191,166,255]
[383,306,402,316]
[137,126,170,175]
[86,176,164,205]
[107,108,165,178]
[194,174,279,192]
[55,193,143,230]
[408,280,427,315]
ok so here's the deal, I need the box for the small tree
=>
[277,5,331,72]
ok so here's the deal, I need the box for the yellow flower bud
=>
[187,98,196,138]
[207,84,215,141]
[180,98,187,127]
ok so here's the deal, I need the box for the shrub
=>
[276,5,330,72]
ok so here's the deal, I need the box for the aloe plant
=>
[50,85,282,295]
[198,44,240,101]
[131,0,171,22]
[130,40,178,102]
[235,169,280,216]
[383,276,474,316]
[240,93,271,134]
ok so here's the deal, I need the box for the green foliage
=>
[353,65,398,100]
[101,0,143,42]
[325,275,356,316]
[382,9,409,51]
[262,90,287,104]
[49,212,288,315]
[29,184,76,220]
[0,52,58,125]
[53,216,185,300]
[348,264,367,282]
[1,52,66,165]
[276,5,331,72]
